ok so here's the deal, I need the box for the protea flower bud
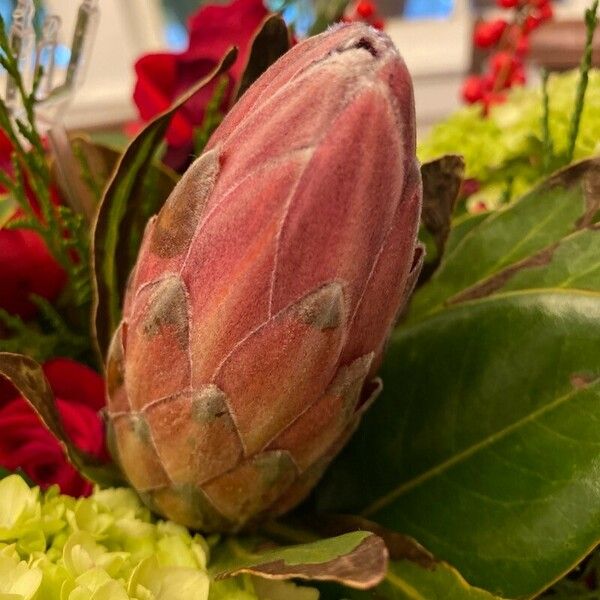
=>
[106,23,424,533]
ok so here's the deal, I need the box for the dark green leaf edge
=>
[91,47,238,360]
[234,14,291,103]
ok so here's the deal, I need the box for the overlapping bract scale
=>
[106,23,423,532]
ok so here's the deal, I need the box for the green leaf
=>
[409,157,600,322]
[91,47,237,359]
[317,292,600,597]
[0,352,125,488]
[194,75,229,155]
[211,532,388,590]
[234,14,291,103]
[314,158,600,598]
[377,560,506,600]
[309,0,350,35]
[445,212,489,255]
[323,560,505,599]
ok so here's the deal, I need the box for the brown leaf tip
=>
[570,372,596,389]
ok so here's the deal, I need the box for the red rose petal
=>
[132,0,268,150]
[0,228,66,319]
[43,359,105,412]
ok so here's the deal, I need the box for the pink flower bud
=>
[107,23,423,532]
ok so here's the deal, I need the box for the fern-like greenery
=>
[0,15,95,365]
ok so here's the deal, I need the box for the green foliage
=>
[0,300,87,363]
[418,71,600,209]
[321,560,506,599]
[309,0,350,34]
[233,14,291,103]
[0,16,94,363]
[314,158,600,598]
[566,0,599,164]
[194,75,229,155]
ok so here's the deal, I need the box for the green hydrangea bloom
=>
[418,69,600,210]
[0,475,316,600]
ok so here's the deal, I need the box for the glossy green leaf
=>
[492,226,600,294]
[211,531,388,590]
[314,158,600,598]
[0,352,124,487]
[409,157,600,322]
[91,48,237,358]
[317,292,600,597]
[377,561,506,600]
[320,560,504,600]
[445,212,489,255]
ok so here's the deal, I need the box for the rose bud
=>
[106,23,424,532]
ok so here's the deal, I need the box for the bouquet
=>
[0,0,599,598]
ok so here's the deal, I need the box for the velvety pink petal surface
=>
[109,23,422,532]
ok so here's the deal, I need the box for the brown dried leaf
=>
[212,531,388,590]
[419,155,465,282]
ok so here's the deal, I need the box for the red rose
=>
[0,131,66,319]
[0,358,107,496]
[133,0,268,149]
[0,227,67,319]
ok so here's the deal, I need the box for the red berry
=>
[484,90,508,107]
[516,34,529,56]
[356,0,376,18]
[509,66,526,86]
[461,178,481,197]
[490,51,515,74]
[462,75,485,103]
[497,0,519,8]
[372,18,385,30]
[474,19,508,49]
[471,200,488,214]
[523,13,542,32]
[482,73,496,91]
[538,3,553,20]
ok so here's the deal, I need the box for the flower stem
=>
[565,0,599,165]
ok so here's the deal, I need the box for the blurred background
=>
[0,0,597,136]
